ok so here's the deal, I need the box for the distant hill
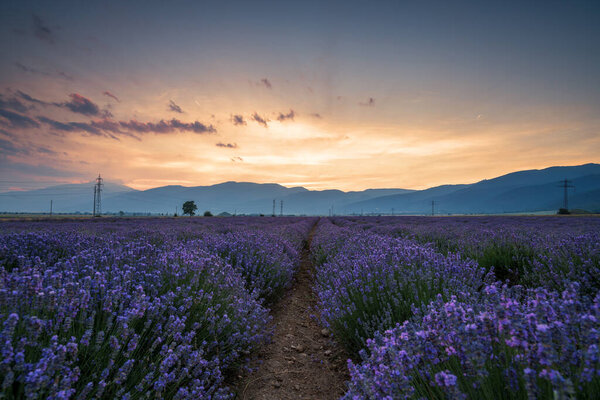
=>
[1,164,599,214]
[0,181,136,214]
[346,164,600,214]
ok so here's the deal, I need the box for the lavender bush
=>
[345,283,600,399]
[311,219,490,355]
[200,230,300,303]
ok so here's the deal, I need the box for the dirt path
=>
[235,223,349,399]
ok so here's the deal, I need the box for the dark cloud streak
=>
[359,97,375,107]
[120,118,215,134]
[259,78,272,89]
[0,108,40,129]
[32,14,55,44]
[56,94,100,116]
[252,112,269,128]
[231,114,246,126]
[276,109,295,122]
[15,62,72,80]
[16,91,50,106]
[103,91,120,102]
[0,95,29,114]
[216,142,237,148]
[168,100,184,113]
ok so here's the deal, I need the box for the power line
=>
[557,179,575,210]
[93,174,103,216]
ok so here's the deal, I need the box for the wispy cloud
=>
[168,100,184,113]
[231,114,246,126]
[216,142,237,148]
[359,97,375,107]
[0,95,29,114]
[103,91,120,102]
[0,138,25,157]
[16,90,50,106]
[15,62,49,76]
[15,62,73,80]
[32,14,56,44]
[231,156,243,162]
[0,108,40,129]
[0,137,54,158]
[259,78,272,89]
[277,109,295,122]
[252,112,269,128]
[311,113,322,118]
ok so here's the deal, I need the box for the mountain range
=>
[1,164,599,215]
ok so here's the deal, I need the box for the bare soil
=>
[234,223,349,399]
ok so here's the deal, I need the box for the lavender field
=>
[0,217,314,399]
[1,216,600,399]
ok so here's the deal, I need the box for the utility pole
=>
[50,200,53,216]
[391,207,394,216]
[431,200,435,216]
[280,200,283,216]
[272,199,276,217]
[93,174,103,216]
[558,179,575,210]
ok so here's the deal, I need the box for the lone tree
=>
[203,210,213,217]
[182,200,198,216]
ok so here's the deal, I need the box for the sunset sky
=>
[1,0,599,191]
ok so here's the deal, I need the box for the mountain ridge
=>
[1,164,599,214]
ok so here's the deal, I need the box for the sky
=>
[0,0,599,192]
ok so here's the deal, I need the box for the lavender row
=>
[0,217,313,399]
[310,217,600,398]
[331,216,600,295]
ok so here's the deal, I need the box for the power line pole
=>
[391,207,394,216]
[272,199,276,217]
[431,200,435,216]
[558,179,575,210]
[280,200,283,216]
[50,200,53,216]
[93,174,103,217]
